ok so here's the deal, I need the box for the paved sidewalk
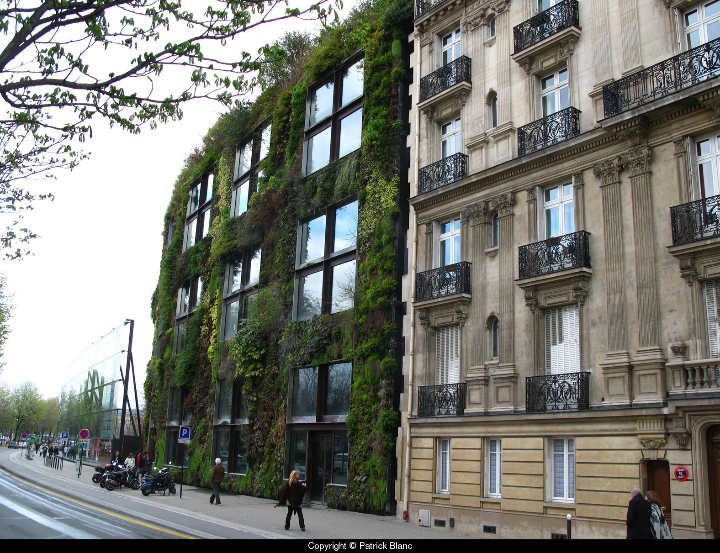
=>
[0,450,467,540]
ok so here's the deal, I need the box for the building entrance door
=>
[707,425,720,539]
[310,432,333,504]
[647,460,672,529]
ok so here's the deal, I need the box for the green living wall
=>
[144,0,412,514]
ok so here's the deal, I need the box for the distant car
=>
[7,441,19,449]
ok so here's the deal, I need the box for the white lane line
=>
[0,493,97,539]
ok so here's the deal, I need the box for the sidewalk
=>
[0,450,467,540]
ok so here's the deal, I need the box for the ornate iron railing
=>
[415,0,449,18]
[518,231,590,280]
[416,261,471,302]
[518,107,581,156]
[513,0,580,54]
[418,152,468,194]
[526,372,590,413]
[419,56,472,103]
[603,36,720,118]
[418,383,466,416]
[670,194,720,245]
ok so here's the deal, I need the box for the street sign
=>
[675,465,690,482]
[79,429,89,440]
[178,426,191,444]
[20,432,27,440]
[61,432,69,439]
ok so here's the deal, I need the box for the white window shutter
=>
[436,325,460,384]
[706,279,720,358]
[545,306,580,374]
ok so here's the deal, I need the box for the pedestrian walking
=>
[210,458,225,505]
[646,490,673,539]
[626,487,652,539]
[276,470,306,531]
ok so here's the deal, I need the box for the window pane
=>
[307,127,331,174]
[541,74,554,90]
[563,183,573,197]
[688,28,701,48]
[187,184,200,216]
[288,430,308,480]
[248,248,261,286]
[545,186,559,202]
[708,20,720,41]
[707,1,720,17]
[564,202,575,234]
[223,300,240,340]
[542,93,556,117]
[215,430,230,471]
[217,380,232,420]
[546,206,560,237]
[698,138,712,157]
[200,208,211,240]
[338,108,363,158]
[259,125,271,161]
[191,277,202,311]
[227,261,242,295]
[235,385,248,420]
[700,161,716,197]
[331,259,356,313]
[235,141,253,179]
[686,9,699,26]
[292,367,318,417]
[558,69,568,83]
[206,174,214,204]
[332,431,349,485]
[233,181,249,217]
[234,431,248,475]
[299,215,327,266]
[341,60,364,106]
[560,86,569,110]
[333,201,358,252]
[310,82,334,127]
[178,282,190,315]
[325,362,352,416]
[297,270,323,320]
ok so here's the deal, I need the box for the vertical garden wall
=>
[144,0,412,514]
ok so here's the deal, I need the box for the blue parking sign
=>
[179,426,191,443]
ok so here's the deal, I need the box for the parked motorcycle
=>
[92,463,116,484]
[140,467,176,496]
[105,467,140,491]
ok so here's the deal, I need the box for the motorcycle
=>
[105,466,140,491]
[140,467,176,496]
[92,463,117,484]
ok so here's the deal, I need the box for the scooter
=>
[105,467,140,491]
[92,463,116,484]
[140,467,176,496]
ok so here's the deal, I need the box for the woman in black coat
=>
[277,470,306,531]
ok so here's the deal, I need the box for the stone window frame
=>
[546,436,575,504]
[437,437,451,494]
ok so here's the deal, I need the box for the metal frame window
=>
[294,199,358,320]
[182,172,214,252]
[540,68,569,118]
[543,182,574,239]
[231,118,272,218]
[685,1,720,50]
[486,438,502,498]
[549,437,575,503]
[221,248,261,342]
[304,55,364,176]
[288,361,352,423]
[213,378,249,475]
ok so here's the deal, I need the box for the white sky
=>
[0,2,350,400]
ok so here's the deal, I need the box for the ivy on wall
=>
[144,0,412,514]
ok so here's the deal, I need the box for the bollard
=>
[567,514,572,540]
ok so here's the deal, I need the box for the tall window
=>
[550,437,575,503]
[304,56,364,175]
[231,119,272,217]
[695,132,720,199]
[289,361,352,421]
[545,305,580,375]
[442,28,461,65]
[489,95,498,129]
[538,0,561,12]
[221,248,261,341]
[486,438,501,498]
[541,68,569,118]
[705,279,720,358]
[441,117,462,160]
[439,218,461,267]
[182,172,214,251]
[213,378,249,474]
[436,325,460,385]
[438,438,451,493]
[543,183,574,238]
[685,1,720,49]
[294,200,358,320]
[488,316,500,361]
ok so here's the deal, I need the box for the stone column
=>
[493,192,515,366]
[591,0,612,86]
[495,1,512,124]
[673,136,691,205]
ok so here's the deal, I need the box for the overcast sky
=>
[0,4,342,400]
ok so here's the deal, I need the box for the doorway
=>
[647,460,672,529]
[310,432,333,503]
[707,425,720,539]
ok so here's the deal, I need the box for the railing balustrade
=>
[416,261,471,302]
[603,36,720,118]
[526,372,590,413]
[678,361,720,392]
[670,194,720,246]
[518,107,581,156]
[419,56,472,103]
[418,153,468,194]
[415,0,449,18]
[518,231,591,280]
[418,383,466,416]
[513,0,580,54]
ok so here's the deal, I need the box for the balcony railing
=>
[679,361,720,391]
[518,107,581,156]
[418,383,466,416]
[518,231,591,280]
[526,372,590,413]
[415,0,449,18]
[513,0,580,54]
[419,56,472,103]
[416,261,471,302]
[670,194,720,246]
[603,36,720,118]
[418,152,468,194]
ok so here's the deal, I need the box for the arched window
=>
[491,213,500,248]
[488,16,496,39]
[487,315,500,360]
[488,93,498,129]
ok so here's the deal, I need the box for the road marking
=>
[0,468,195,539]
[0,493,97,539]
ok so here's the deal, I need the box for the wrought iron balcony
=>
[518,107,581,156]
[416,261,471,302]
[670,194,720,246]
[418,152,468,194]
[418,383,466,416]
[415,0,449,18]
[603,36,720,118]
[513,0,580,54]
[419,56,472,103]
[519,231,591,280]
[526,372,590,413]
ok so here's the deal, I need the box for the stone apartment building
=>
[396,0,720,538]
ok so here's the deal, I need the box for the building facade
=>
[397,0,720,538]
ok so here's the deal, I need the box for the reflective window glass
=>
[310,82,334,127]
[341,60,364,106]
[333,201,358,253]
[338,108,362,158]
[297,270,324,321]
[307,127,332,174]
[292,367,318,417]
[299,215,327,266]
[325,363,352,416]
[331,260,356,314]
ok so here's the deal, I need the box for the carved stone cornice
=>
[625,146,652,178]
[673,136,688,155]
[673,432,691,449]
[639,438,666,450]
[573,279,590,307]
[679,256,698,286]
[418,308,431,331]
[593,156,623,187]
[491,192,514,217]
[462,200,489,226]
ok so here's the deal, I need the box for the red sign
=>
[675,465,690,482]
[20,432,27,439]
[79,429,89,440]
